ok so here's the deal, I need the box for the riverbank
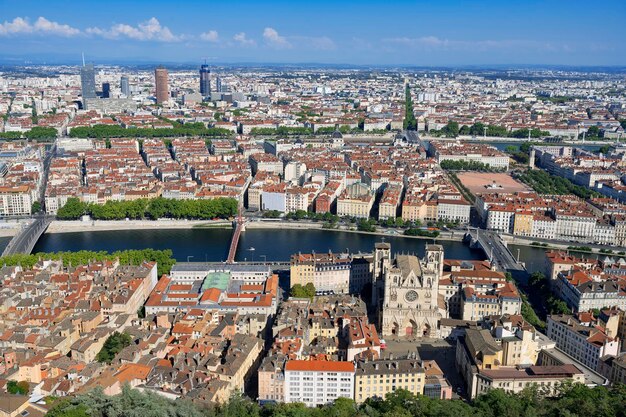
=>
[0,227,17,237]
[245,220,464,242]
[46,219,231,233]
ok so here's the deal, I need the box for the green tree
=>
[96,332,133,363]
[587,125,602,138]
[290,283,316,299]
[56,198,86,220]
[6,380,29,395]
[31,201,42,213]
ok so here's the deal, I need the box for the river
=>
[25,227,552,273]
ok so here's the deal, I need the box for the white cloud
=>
[86,17,180,42]
[0,16,80,37]
[263,27,291,49]
[233,32,255,46]
[200,30,219,42]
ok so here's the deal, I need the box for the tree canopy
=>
[97,332,133,363]
[0,248,176,276]
[69,124,232,139]
[45,384,626,417]
[56,197,238,221]
[290,283,316,299]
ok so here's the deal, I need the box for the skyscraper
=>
[80,62,96,109]
[216,76,223,93]
[120,76,130,97]
[199,64,211,97]
[154,67,169,104]
[102,82,110,98]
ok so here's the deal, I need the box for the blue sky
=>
[1,0,625,66]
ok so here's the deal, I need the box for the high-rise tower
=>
[80,55,96,109]
[199,64,211,97]
[101,82,110,98]
[120,76,130,97]
[154,67,169,104]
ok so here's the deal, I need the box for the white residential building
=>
[284,360,355,407]
[546,314,620,371]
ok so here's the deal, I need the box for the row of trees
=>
[403,85,417,130]
[0,126,58,140]
[513,169,600,199]
[440,159,502,172]
[56,197,238,221]
[0,248,176,276]
[405,228,440,238]
[429,122,550,139]
[69,124,233,139]
[249,126,314,136]
[46,384,626,417]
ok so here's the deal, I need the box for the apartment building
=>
[456,322,582,399]
[439,263,521,320]
[546,314,620,371]
[0,185,34,215]
[283,360,355,407]
[554,267,626,312]
[378,185,402,220]
[354,358,425,403]
[336,183,374,219]
[290,252,352,294]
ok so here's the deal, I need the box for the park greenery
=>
[505,145,530,164]
[7,380,29,395]
[45,384,626,417]
[68,124,233,139]
[56,197,238,221]
[0,249,176,276]
[290,283,316,299]
[527,272,571,316]
[0,126,58,141]
[284,210,340,224]
[404,228,440,238]
[356,218,377,232]
[403,85,417,131]
[514,169,601,199]
[429,122,550,139]
[250,126,314,136]
[96,332,133,364]
[439,160,502,172]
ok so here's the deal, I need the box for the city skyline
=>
[1,0,625,67]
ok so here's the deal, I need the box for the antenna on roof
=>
[82,52,85,67]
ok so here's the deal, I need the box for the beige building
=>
[0,185,34,216]
[378,185,402,220]
[354,358,425,403]
[214,334,263,395]
[474,365,584,397]
[290,252,352,294]
[258,354,286,402]
[337,183,374,219]
[456,325,579,399]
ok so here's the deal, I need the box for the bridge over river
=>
[2,215,54,256]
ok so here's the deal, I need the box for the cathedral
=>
[374,243,445,338]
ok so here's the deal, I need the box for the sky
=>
[0,0,625,67]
